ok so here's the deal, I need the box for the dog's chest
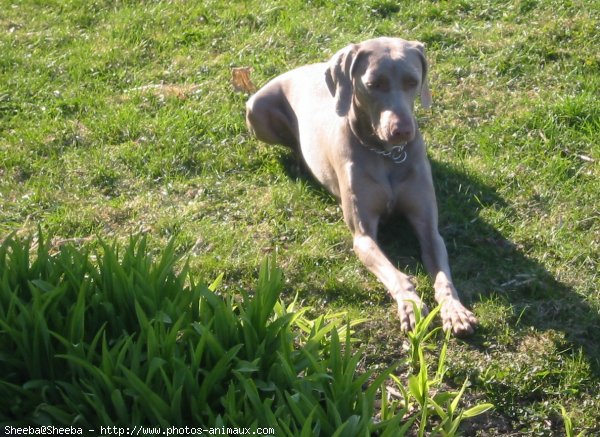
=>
[379,163,415,215]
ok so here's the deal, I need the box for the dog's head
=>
[325,37,432,147]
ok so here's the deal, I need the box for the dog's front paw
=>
[396,294,429,332]
[441,299,478,337]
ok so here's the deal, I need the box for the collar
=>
[366,143,407,163]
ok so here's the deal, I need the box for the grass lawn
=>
[1,0,599,434]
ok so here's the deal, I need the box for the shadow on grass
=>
[404,159,598,374]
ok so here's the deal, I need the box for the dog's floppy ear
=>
[325,43,359,116]
[412,41,432,109]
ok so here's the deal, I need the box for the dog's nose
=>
[390,124,413,142]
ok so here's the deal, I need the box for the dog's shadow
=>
[382,159,600,374]
[280,148,599,373]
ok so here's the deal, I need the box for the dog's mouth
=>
[369,131,409,154]
[377,130,410,150]
[375,125,414,150]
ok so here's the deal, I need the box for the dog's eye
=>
[365,78,388,91]
[403,77,419,88]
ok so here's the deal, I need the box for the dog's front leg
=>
[402,164,478,336]
[413,225,478,336]
[352,233,428,331]
[339,167,427,332]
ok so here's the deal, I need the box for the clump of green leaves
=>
[0,234,490,434]
[391,303,493,436]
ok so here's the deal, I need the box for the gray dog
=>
[246,37,477,336]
